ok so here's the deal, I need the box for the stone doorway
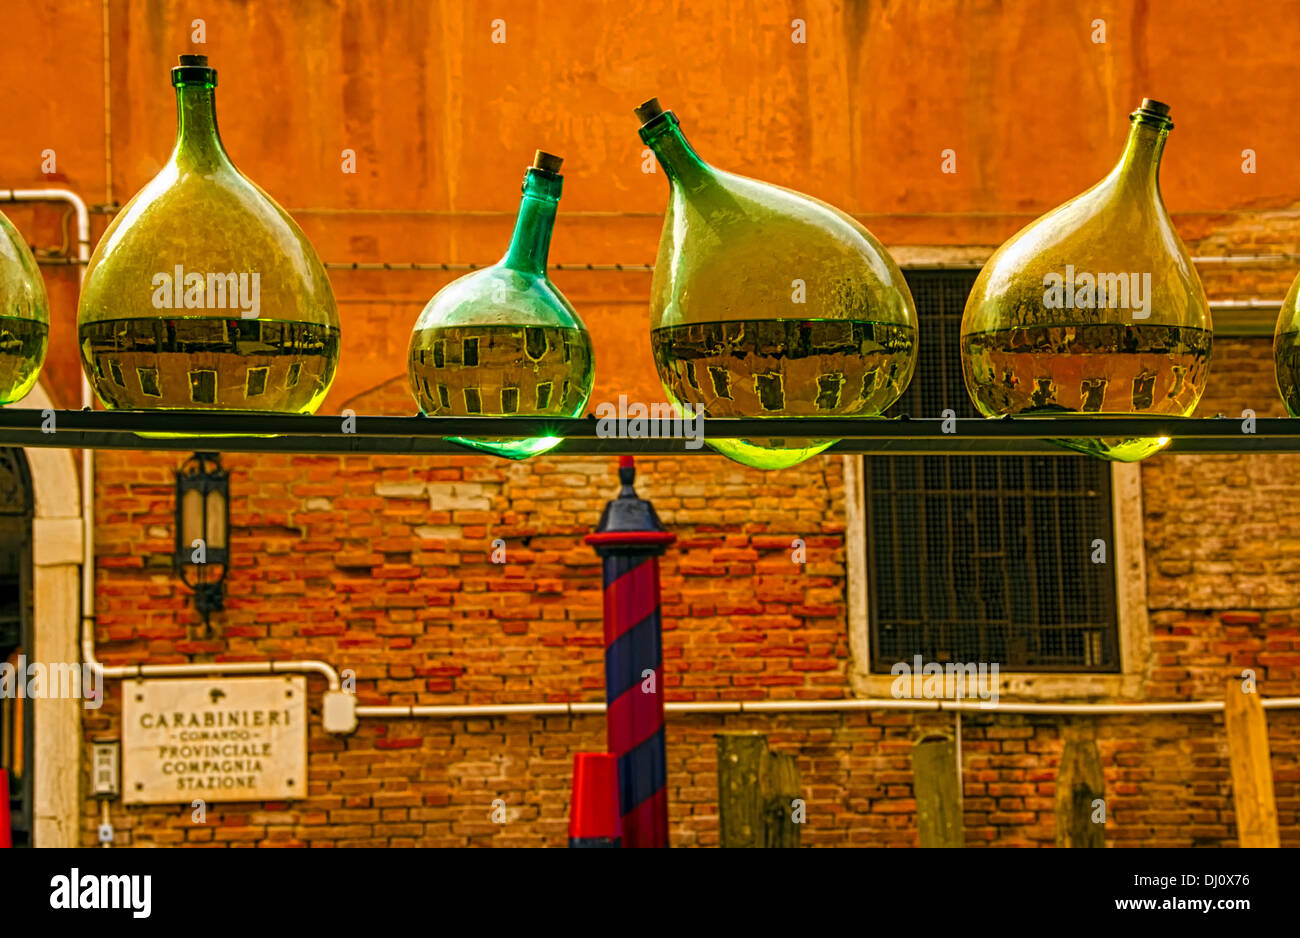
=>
[0,447,34,845]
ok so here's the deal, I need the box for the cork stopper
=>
[173,52,216,86]
[635,98,666,123]
[1131,97,1173,128]
[532,150,563,174]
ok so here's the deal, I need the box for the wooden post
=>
[716,732,803,848]
[717,732,766,848]
[1224,677,1280,848]
[760,750,802,848]
[1055,738,1104,847]
[912,734,963,847]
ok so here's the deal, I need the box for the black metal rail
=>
[0,409,1294,455]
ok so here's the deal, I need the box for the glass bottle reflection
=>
[407,151,594,459]
[636,98,917,470]
[77,54,340,415]
[960,99,1211,461]
[0,208,50,404]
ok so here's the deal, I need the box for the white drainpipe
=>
[357,695,1300,719]
[2,189,96,670]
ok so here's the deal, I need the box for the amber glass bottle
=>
[961,99,1211,461]
[78,54,340,415]
[637,99,917,470]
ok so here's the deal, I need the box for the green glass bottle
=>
[0,208,50,404]
[961,99,1211,462]
[407,151,594,459]
[1273,273,1300,415]
[636,98,917,471]
[78,54,340,415]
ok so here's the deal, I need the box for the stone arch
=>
[23,380,82,847]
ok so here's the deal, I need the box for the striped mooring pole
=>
[584,456,676,848]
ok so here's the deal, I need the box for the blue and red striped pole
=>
[585,456,675,848]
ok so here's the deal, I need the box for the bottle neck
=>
[641,115,710,190]
[502,170,561,274]
[170,82,231,170]
[1110,118,1168,199]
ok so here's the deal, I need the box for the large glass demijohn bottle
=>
[960,99,1211,462]
[636,99,917,471]
[77,55,340,414]
[407,151,594,459]
[0,209,50,404]
[1273,273,1300,415]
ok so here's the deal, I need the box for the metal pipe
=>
[8,411,1300,458]
[1210,299,1284,309]
[938,699,1229,714]
[5,410,1300,439]
[1194,254,1300,264]
[0,189,96,670]
[81,635,342,690]
[738,698,935,712]
[24,254,1299,273]
[354,695,1300,719]
[100,0,113,207]
[100,659,342,689]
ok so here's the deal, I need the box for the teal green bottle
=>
[407,151,594,459]
[636,98,918,470]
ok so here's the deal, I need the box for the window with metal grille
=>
[864,269,1120,673]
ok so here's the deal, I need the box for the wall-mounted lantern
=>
[173,452,229,632]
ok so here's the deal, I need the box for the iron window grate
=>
[864,269,1120,673]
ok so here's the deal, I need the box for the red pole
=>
[568,752,622,847]
[585,456,675,847]
[0,769,11,848]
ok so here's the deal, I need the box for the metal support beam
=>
[1,410,1298,455]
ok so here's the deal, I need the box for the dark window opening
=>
[137,367,162,398]
[245,366,269,398]
[865,269,1120,673]
[524,327,547,362]
[189,370,217,405]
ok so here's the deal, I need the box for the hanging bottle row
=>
[1,55,1298,469]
